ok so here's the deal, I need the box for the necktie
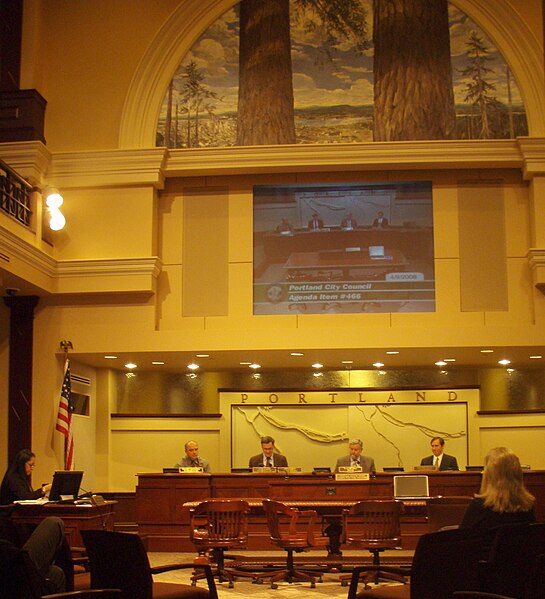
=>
[192,460,199,467]
[266,458,272,467]
[434,456,439,468]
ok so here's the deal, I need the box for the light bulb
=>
[49,208,66,231]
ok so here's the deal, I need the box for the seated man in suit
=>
[421,436,459,470]
[372,210,389,228]
[335,438,376,472]
[341,213,357,229]
[174,440,211,473]
[307,212,324,230]
[248,436,288,468]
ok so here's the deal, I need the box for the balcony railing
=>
[0,158,32,227]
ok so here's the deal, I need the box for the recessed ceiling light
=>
[249,363,261,369]
[435,361,447,367]
[341,360,353,364]
[125,363,137,369]
[529,355,543,359]
[291,352,304,356]
[443,358,456,362]
[187,363,199,370]
[480,349,494,353]
[386,351,399,355]
[104,355,117,359]
[196,354,209,358]
[240,361,252,365]
[373,362,384,368]
[312,363,323,369]
[498,359,511,365]
[152,361,164,365]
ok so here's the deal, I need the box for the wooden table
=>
[10,500,116,547]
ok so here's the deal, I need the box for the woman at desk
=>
[0,449,51,504]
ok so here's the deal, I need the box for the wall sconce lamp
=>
[43,187,66,230]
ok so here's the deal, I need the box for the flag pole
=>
[56,340,74,470]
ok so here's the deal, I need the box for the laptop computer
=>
[369,245,385,259]
[393,475,430,500]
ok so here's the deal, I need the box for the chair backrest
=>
[262,499,320,547]
[0,540,43,599]
[342,500,402,544]
[409,527,495,599]
[189,499,249,548]
[426,496,473,532]
[481,522,545,599]
[81,529,154,599]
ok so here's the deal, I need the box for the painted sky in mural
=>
[156,1,527,147]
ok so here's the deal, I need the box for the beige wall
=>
[1,0,545,492]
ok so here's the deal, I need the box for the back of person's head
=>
[478,446,534,513]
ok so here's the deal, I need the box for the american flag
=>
[56,359,74,470]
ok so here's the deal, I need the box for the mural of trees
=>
[156,0,528,148]
[373,0,456,141]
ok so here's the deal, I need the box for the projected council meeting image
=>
[253,181,435,315]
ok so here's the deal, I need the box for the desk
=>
[284,249,407,280]
[10,501,116,547]
[136,472,545,551]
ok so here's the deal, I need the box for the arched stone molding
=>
[119,0,545,150]
[119,0,237,149]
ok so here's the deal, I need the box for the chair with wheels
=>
[257,498,329,589]
[340,500,406,588]
[189,499,253,588]
[81,529,218,599]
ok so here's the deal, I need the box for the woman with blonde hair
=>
[460,446,535,529]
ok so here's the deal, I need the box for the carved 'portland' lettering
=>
[329,393,338,403]
[299,393,307,403]
[448,391,458,401]
[269,393,279,404]
[416,392,426,401]
[387,393,396,402]
[359,392,366,403]
[241,393,248,403]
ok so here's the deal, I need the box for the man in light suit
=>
[175,440,211,473]
[248,436,288,468]
[335,438,376,473]
[420,437,459,471]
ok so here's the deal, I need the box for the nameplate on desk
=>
[276,466,303,474]
[335,473,370,481]
[162,467,203,474]
[252,467,276,473]
[338,466,363,473]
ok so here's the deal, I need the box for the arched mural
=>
[155,0,527,148]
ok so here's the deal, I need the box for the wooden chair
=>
[81,529,218,599]
[340,500,406,588]
[189,499,252,588]
[348,527,492,598]
[426,496,472,532]
[257,498,329,589]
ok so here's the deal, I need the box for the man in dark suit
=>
[421,436,459,470]
[372,210,389,228]
[335,438,375,473]
[307,213,324,230]
[248,436,288,468]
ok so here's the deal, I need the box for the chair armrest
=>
[347,565,409,599]
[43,591,122,598]
[149,562,218,599]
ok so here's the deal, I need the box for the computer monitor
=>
[49,470,84,501]
[393,475,430,499]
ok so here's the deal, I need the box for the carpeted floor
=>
[149,550,412,597]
